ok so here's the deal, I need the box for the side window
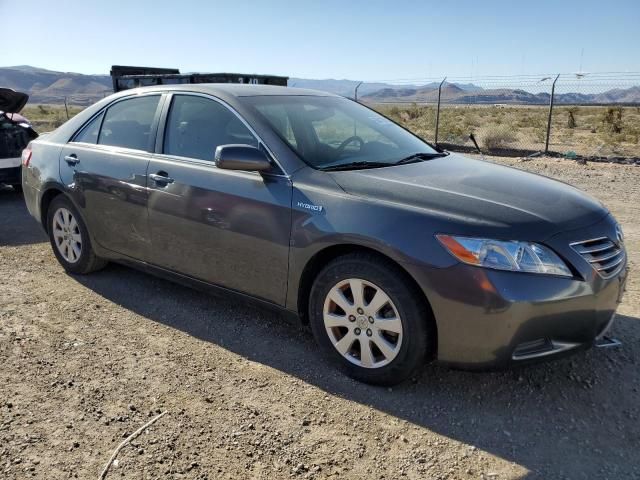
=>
[73,112,104,144]
[98,95,160,151]
[164,95,258,161]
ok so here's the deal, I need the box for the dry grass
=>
[376,104,640,157]
[21,104,84,133]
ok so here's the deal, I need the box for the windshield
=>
[243,95,439,170]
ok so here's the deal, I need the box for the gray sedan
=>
[21,84,627,385]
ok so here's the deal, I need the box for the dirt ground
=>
[1,156,639,480]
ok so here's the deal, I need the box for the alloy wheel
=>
[52,207,82,264]
[323,278,403,368]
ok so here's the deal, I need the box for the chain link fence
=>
[370,73,640,160]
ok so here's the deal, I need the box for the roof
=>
[116,83,336,98]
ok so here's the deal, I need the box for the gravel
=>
[1,156,639,479]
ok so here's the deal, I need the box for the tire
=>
[11,184,22,194]
[309,252,434,386]
[46,195,107,274]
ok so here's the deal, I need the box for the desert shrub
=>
[601,107,623,133]
[37,105,49,115]
[517,114,545,130]
[461,113,482,129]
[567,107,577,128]
[578,112,597,131]
[406,103,429,120]
[481,127,517,150]
[491,113,504,125]
[441,124,467,143]
[516,114,531,128]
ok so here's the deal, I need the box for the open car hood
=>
[0,88,29,113]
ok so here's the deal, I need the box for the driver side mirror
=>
[214,144,272,172]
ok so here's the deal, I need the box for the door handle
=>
[149,172,174,184]
[64,154,79,166]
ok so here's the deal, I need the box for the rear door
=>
[147,93,292,305]
[59,93,163,261]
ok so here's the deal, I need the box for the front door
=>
[59,94,162,261]
[147,94,292,305]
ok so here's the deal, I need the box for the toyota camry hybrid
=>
[21,84,628,385]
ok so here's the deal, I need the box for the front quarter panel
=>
[286,167,458,311]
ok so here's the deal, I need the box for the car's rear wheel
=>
[309,253,433,385]
[47,195,107,274]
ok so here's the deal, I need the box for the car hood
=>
[329,153,609,240]
[0,88,29,113]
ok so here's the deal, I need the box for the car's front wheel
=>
[309,253,434,385]
[47,195,107,274]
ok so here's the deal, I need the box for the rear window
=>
[73,112,104,144]
[98,95,160,151]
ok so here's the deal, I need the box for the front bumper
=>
[404,215,628,369]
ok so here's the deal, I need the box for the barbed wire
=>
[367,72,640,84]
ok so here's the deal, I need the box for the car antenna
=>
[468,133,486,161]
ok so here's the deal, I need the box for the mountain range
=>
[360,83,640,105]
[1,65,639,106]
[0,66,112,104]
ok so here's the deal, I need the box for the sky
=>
[1,0,639,81]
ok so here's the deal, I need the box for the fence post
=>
[354,81,363,102]
[64,97,69,120]
[434,77,446,145]
[544,74,560,154]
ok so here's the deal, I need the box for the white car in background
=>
[0,88,38,192]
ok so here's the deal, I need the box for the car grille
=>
[570,237,625,279]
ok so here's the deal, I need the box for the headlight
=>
[436,234,572,277]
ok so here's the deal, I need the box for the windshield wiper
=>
[393,152,449,165]
[319,152,449,171]
[319,161,392,172]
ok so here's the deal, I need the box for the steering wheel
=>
[335,136,364,156]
